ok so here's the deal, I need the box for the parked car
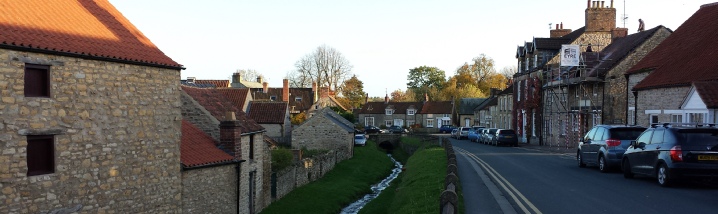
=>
[577,125,646,172]
[439,125,456,134]
[622,123,718,187]
[354,134,367,146]
[493,129,519,147]
[458,127,471,140]
[468,128,483,142]
[484,128,498,145]
[364,126,382,134]
[472,128,485,143]
[451,128,459,139]
[388,125,408,134]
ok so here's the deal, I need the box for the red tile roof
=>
[181,120,234,168]
[195,80,230,88]
[247,101,288,124]
[420,101,454,114]
[218,88,251,110]
[250,88,315,112]
[356,101,423,114]
[181,85,265,133]
[627,3,718,90]
[694,81,718,109]
[0,0,181,69]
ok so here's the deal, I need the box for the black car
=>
[577,125,646,172]
[622,123,718,187]
[364,126,382,134]
[493,129,519,147]
[388,125,407,134]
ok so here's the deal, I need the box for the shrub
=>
[271,148,294,171]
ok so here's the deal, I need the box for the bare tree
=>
[289,45,353,91]
[237,69,262,82]
[499,66,518,83]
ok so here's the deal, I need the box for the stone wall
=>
[292,114,353,161]
[272,151,339,201]
[627,72,651,125]
[182,164,237,214]
[181,91,221,141]
[0,49,182,213]
[262,124,286,144]
[635,87,691,127]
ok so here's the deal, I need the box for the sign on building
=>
[561,45,580,66]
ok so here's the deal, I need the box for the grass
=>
[260,140,394,214]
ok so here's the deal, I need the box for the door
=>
[640,129,665,175]
[628,130,653,174]
[465,118,470,127]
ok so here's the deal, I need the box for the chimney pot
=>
[225,111,236,121]
[601,1,605,8]
[556,24,559,29]
[560,22,563,29]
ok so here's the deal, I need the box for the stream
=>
[340,154,403,214]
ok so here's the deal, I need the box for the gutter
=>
[0,44,185,70]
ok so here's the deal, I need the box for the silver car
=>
[354,134,367,146]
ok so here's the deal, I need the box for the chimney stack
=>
[231,72,242,88]
[312,82,318,102]
[282,79,290,102]
[262,82,268,93]
[611,28,628,41]
[219,112,242,160]
[257,76,263,83]
[365,93,368,104]
[384,94,389,104]
[550,22,572,38]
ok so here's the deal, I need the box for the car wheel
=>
[657,163,673,187]
[577,152,586,168]
[598,155,609,173]
[622,159,634,179]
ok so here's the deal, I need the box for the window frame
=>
[364,117,375,126]
[24,64,51,97]
[426,119,435,128]
[407,109,416,116]
[26,135,55,176]
[385,109,393,115]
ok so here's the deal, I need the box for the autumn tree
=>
[287,45,353,91]
[499,66,518,83]
[339,75,366,109]
[390,89,415,102]
[407,66,446,101]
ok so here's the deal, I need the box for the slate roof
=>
[694,80,718,108]
[459,98,486,115]
[474,97,498,111]
[533,38,571,50]
[217,88,251,110]
[0,0,181,69]
[420,101,454,114]
[627,3,718,90]
[247,101,288,124]
[316,108,355,132]
[181,85,264,133]
[356,101,423,114]
[181,120,234,168]
[587,26,669,77]
[250,88,314,112]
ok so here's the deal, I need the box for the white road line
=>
[456,148,517,214]
[456,147,543,214]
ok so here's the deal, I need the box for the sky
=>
[109,0,708,97]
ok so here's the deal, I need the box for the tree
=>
[407,66,446,101]
[499,66,518,84]
[287,45,353,91]
[340,75,366,109]
[237,69,261,82]
[390,89,409,102]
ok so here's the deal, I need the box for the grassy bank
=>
[260,140,394,214]
[360,145,447,214]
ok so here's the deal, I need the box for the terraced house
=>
[0,0,183,213]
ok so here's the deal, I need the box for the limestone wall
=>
[182,164,237,214]
[0,49,182,213]
[272,151,339,201]
[292,114,353,161]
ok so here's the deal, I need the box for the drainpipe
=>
[633,91,638,126]
[625,75,630,126]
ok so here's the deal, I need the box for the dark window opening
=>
[270,96,277,101]
[249,134,255,159]
[27,135,55,176]
[24,64,51,97]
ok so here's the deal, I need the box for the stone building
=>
[626,3,718,126]
[180,85,271,213]
[0,0,184,213]
[356,96,423,128]
[292,108,355,161]
[459,98,486,127]
[247,101,292,145]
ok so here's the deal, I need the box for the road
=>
[448,136,718,214]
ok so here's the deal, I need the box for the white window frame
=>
[385,109,393,115]
[385,120,393,127]
[364,117,374,126]
[688,113,706,123]
[671,114,682,123]
[394,119,404,127]
[649,114,659,124]
[426,119,435,128]
[407,109,416,115]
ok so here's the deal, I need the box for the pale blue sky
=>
[110,0,707,97]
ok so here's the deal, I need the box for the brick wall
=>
[0,49,182,213]
[182,165,237,213]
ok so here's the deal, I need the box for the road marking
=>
[456,147,543,214]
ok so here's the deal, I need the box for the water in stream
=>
[340,154,403,214]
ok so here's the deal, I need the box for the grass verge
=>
[260,140,394,214]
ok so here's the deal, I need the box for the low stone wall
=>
[440,138,459,214]
[272,151,340,201]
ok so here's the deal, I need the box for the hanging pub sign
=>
[561,45,580,66]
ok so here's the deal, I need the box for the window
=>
[426,119,435,128]
[650,130,664,144]
[385,120,393,127]
[27,135,55,176]
[24,64,50,97]
[671,114,682,123]
[517,82,521,101]
[688,113,706,123]
[628,110,635,125]
[594,128,606,141]
[364,117,374,126]
[443,114,450,118]
[407,120,415,127]
[295,97,302,102]
[385,109,393,115]
[650,114,659,124]
[441,119,451,126]
[270,96,277,101]
[407,109,416,115]
[249,134,255,160]
[636,130,653,144]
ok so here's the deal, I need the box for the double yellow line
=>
[455,147,542,214]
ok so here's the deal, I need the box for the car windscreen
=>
[675,129,718,146]
[499,130,516,135]
[609,128,646,140]
[489,129,498,134]
[355,135,365,139]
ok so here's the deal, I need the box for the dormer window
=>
[407,109,416,115]
[295,97,302,102]
[270,96,277,101]
[385,109,393,115]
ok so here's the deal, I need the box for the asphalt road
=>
[448,136,718,214]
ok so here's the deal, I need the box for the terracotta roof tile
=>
[195,80,230,88]
[181,85,264,133]
[217,88,251,110]
[694,80,718,108]
[356,101,423,114]
[420,101,453,114]
[628,4,718,90]
[0,0,181,68]
[247,101,288,124]
[181,120,234,168]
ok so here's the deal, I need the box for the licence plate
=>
[504,136,512,138]
[698,155,718,161]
